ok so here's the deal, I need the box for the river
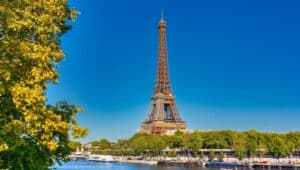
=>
[51,160,247,170]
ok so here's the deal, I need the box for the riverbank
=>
[67,157,300,169]
[70,153,300,169]
[117,156,300,169]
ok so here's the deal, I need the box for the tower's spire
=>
[160,9,166,23]
[155,10,170,95]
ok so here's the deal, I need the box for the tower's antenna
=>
[161,8,164,20]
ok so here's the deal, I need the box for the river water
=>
[51,160,247,170]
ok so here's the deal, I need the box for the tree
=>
[129,133,167,157]
[266,135,290,159]
[219,151,225,162]
[129,133,149,156]
[91,139,112,150]
[245,130,259,157]
[0,0,87,169]
[182,132,202,157]
[68,141,82,152]
[233,133,247,160]
[165,133,184,149]
[257,141,268,159]
[209,149,215,161]
[201,131,230,149]
[148,135,166,156]
[286,132,300,150]
[115,139,130,150]
[167,150,177,158]
[199,151,205,161]
[90,139,113,154]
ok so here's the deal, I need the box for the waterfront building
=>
[140,13,186,135]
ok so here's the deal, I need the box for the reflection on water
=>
[51,160,246,170]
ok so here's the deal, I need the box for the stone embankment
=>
[117,156,300,169]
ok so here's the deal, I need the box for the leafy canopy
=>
[88,130,300,160]
[0,0,87,169]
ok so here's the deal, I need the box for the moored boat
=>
[206,161,244,168]
[87,154,118,162]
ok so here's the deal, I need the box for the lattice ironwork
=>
[140,14,186,135]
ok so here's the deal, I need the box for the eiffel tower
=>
[140,12,186,135]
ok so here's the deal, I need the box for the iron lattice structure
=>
[140,16,186,135]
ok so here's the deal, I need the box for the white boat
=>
[69,153,86,160]
[87,154,118,162]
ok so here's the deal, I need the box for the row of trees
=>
[89,130,300,160]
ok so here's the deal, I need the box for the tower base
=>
[140,120,186,135]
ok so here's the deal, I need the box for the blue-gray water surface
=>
[51,160,248,170]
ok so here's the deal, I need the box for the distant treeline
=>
[71,130,300,160]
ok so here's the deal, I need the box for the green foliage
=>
[0,0,87,168]
[167,151,177,157]
[165,133,184,148]
[200,151,205,160]
[91,139,112,150]
[233,132,247,160]
[129,133,150,156]
[182,132,202,157]
[286,132,300,149]
[201,131,231,149]
[219,151,225,162]
[128,133,166,156]
[68,141,82,152]
[266,134,290,158]
[174,130,184,136]
[209,149,215,161]
[114,139,130,149]
[148,135,166,156]
[245,129,260,157]
[89,130,300,160]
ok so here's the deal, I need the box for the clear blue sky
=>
[47,0,300,142]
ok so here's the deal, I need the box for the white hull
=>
[87,155,118,162]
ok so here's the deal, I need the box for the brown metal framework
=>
[140,16,186,135]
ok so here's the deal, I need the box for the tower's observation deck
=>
[140,14,186,135]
